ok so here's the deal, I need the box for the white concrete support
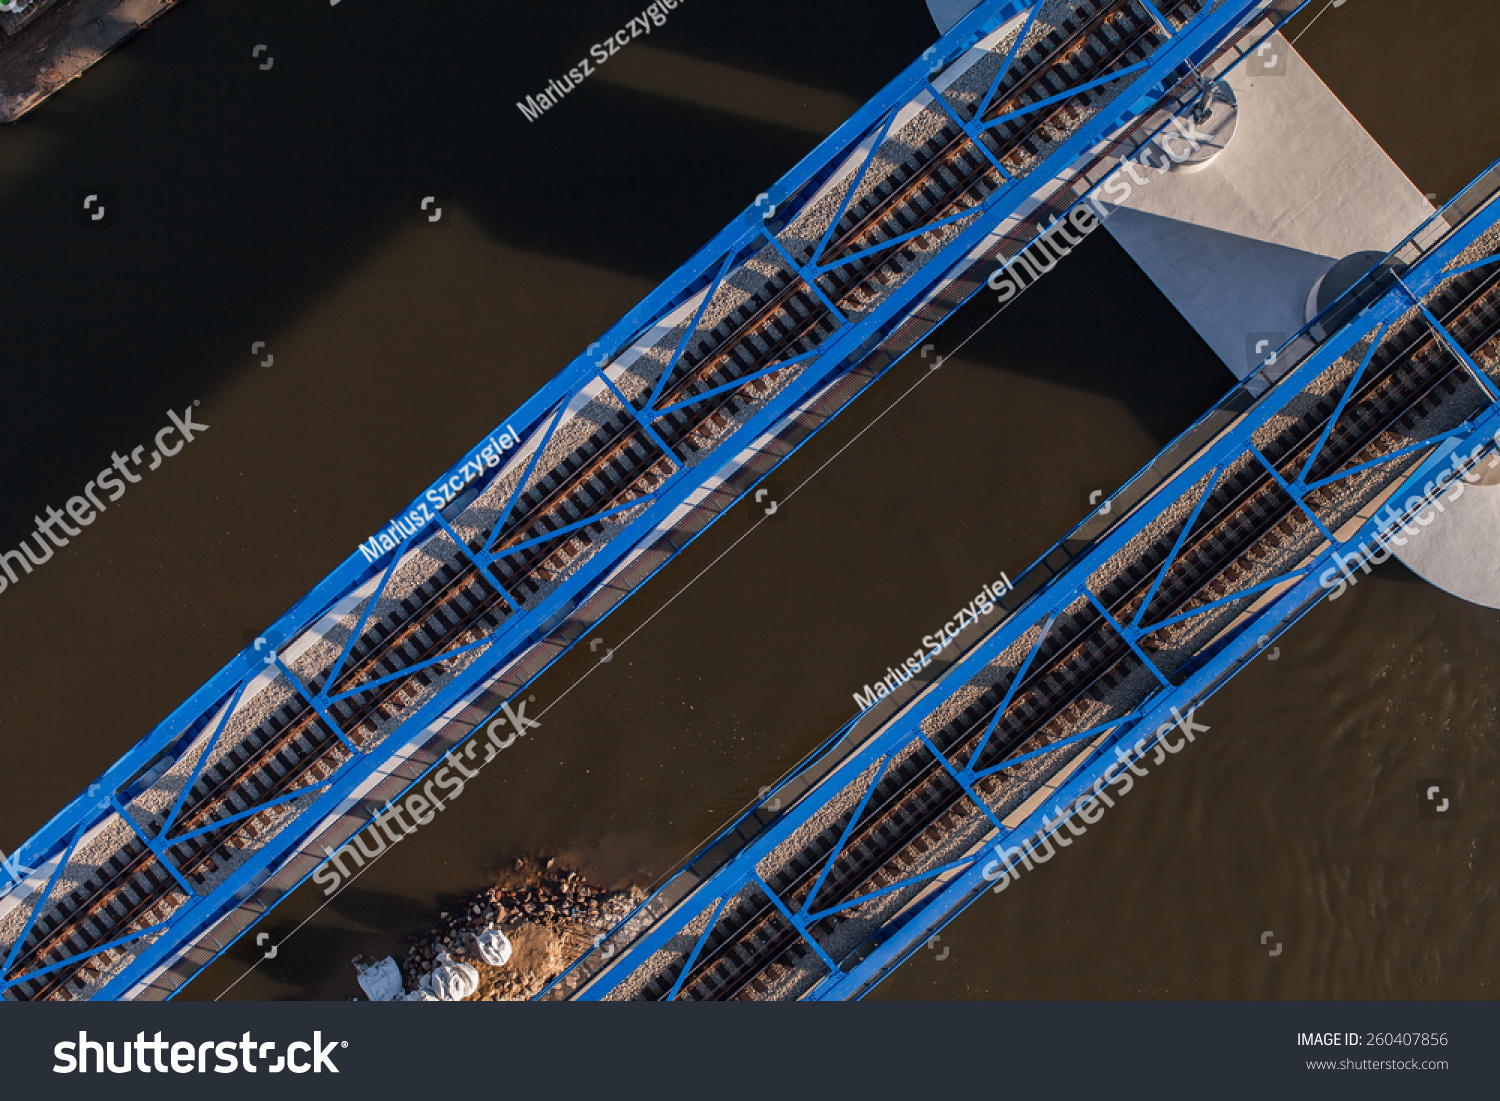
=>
[1097,32,1500,608]
[1099,33,1434,379]
[926,0,984,35]
[1395,452,1500,611]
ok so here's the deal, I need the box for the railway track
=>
[634,262,1500,1001]
[2,0,1205,1001]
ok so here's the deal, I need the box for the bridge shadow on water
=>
[949,227,1238,447]
[210,883,471,998]
[0,0,960,874]
[324,882,483,944]
[0,0,935,548]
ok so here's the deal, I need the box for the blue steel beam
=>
[1130,467,1219,629]
[979,57,1158,131]
[917,80,1014,181]
[1297,325,1392,487]
[972,713,1142,781]
[645,249,741,415]
[0,0,1307,1000]
[975,2,1045,123]
[1409,286,1500,404]
[809,108,905,268]
[159,679,250,840]
[964,611,1055,771]
[555,150,1500,1002]
[108,795,196,898]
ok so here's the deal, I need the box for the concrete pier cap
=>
[1089,30,1500,609]
[1305,250,1388,324]
[1395,443,1500,612]
[926,0,983,34]
[1145,81,1239,173]
[918,9,1499,612]
[1099,33,1435,381]
[1392,429,1500,618]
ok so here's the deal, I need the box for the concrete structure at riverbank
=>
[0,0,178,123]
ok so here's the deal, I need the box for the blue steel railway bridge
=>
[547,156,1500,998]
[3,0,1324,1001]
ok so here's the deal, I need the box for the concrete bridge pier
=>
[926,0,984,34]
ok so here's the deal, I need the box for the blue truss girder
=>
[1138,1,1175,37]
[801,753,893,918]
[975,2,1045,125]
[1141,566,1310,635]
[482,399,570,561]
[652,348,822,417]
[558,145,1500,1002]
[808,853,979,923]
[757,873,843,975]
[1247,443,1338,544]
[1297,322,1391,487]
[759,230,850,325]
[165,780,332,847]
[428,510,520,610]
[3,920,173,994]
[324,633,500,703]
[160,677,252,840]
[917,78,1013,181]
[802,181,1500,1000]
[665,892,731,1001]
[917,730,1008,834]
[816,200,988,275]
[815,410,1500,999]
[820,467,1500,997]
[595,370,678,458]
[1412,294,1500,404]
[964,611,1056,773]
[1442,252,1500,280]
[2,0,1315,1001]
[2,816,91,981]
[1307,428,1474,494]
[1084,587,1169,685]
[972,713,1139,782]
[979,57,1156,131]
[646,249,741,415]
[272,657,360,756]
[809,108,903,269]
[1132,466,1219,630]
[110,795,196,897]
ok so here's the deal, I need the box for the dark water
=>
[0,0,1495,1001]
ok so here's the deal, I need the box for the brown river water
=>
[0,0,1494,1000]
